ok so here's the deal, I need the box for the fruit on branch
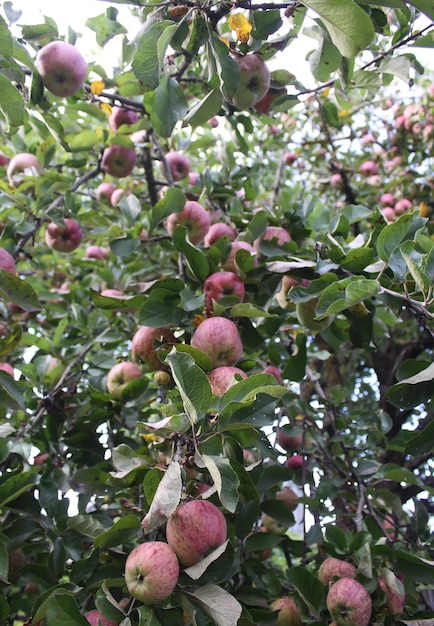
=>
[106,361,142,399]
[270,597,303,626]
[394,198,412,215]
[8,549,25,584]
[221,241,257,274]
[382,207,395,222]
[284,454,303,470]
[165,200,210,245]
[96,182,117,205]
[261,513,287,535]
[0,153,10,166]
[166,499,227,567]
[85,609,119,626]
[0,362,14,377]
[45,218,83,253]
[253,86,287,114]
[326,578,372,626]
[228,53,271,110]
[35,40,88,97]
[190,316,243,368]
[7,153,42,185]
[124,541,179,604]
[378,576,405,617]
[84,245,108,260]
[295,298,334,333]
[379,192,395,207]
[283,152,297,165]
[131,326,177,371]
[359,160,378,176]
[162,151,190,181]
[208,366,247,395]
[101,144,137,178]
[277,428,302,452]
[263,365,283,384]
[109,106,139,131]
[318,557,356,588]
[203,271,245,315]
[254,226,292,254]
[204,222,237,247]
[0,248,16,274]
[111,188,130,207]
[276,486,298,511]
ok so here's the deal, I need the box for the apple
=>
[188,172,200,186]
[382,207,395,222]
[283,152,297,165]
[7,153,42,185]
[382,514,396,540]
[254,226,292,254]
[96,182,117,205]
[109,106,139,131]
[253,86,287,114]
[359,160,378,176]
[379,192,395,207]
[162,151,190,181]
[36,40,88,97]
[0,362,14,377]
[85,609,119,626]
[0,248,16,274]
[394,198,412,215]
[271,597,302,626]
[45,218,83,252]
[285,454,303,470]
[277,428,302,452]
[204,222,237,247]
[318,557,356,588]
[131,326,177,371]
[276,486,298,511]
[106,361,142,399]
[101,288,124,298]
[296,298,334,333]
[0,153,10,167]
[330,173,342,187]
[203,271,245,315]
[190,316,243,368]
[378,576,405,617]
[165,200,211,245]
[228,53,270,110]
[111,188,130,207]
[124,541,179,604]
[208,366,247,395]
[221,241,257,274]
[326,578,372,626]
[263,365,283,384]
[85,245,108,260]
[166,499,227,567]
[261,513,287,535]
[101,144,137,178]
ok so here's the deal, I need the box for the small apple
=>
[7,153,42,185]
[96,182,117,205]
[277,428,302,451]
[124,541,179,604]
[0,362,14,377]
[162,151,190,181]
[188,172,200,186]
[228,53,271,110]
[208,366,247,395]
[276,486,298,511]
[203,271,245,315]
[394,198,412,215]
[131,326,177,371]
[101,144,137,178]
[36,40,88,97]
[85,609,119,626]
[271,597,303,626]
[166,499,227,567]
[261,513,287,535]
[109,106,139,131]
[295,298,334,333]
[263,365,283,384]
[45,218,83,252]
[382,207,395,222]
[359,160,378,176]
[378,576,405,617]
[326,578,372,626]
[165,200,210,245]
[106,361,142,399]
[379,193,395,207]
[190,316,243,368]
[318,557,356,588]
[0,248,16,274]
[33,452,50,466]
[254,226,292,254]
[221,241,257,274]
[204,222,237,247]
[285,454,303,470]
[85,245,108,260]
[283,152,297,165]
[8,549,25,584]
[330,173,342,187]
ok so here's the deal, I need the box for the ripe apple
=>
[285,454,303,470]
[188,172,200,186]
[45,218,83,252]
[394,198,412,215]
[276,486,298,511]
[111,188,130,207]
[166,499,227,567]
[203,271,245,315]
[190,316,243,368]
[221,241,257,274]
[229,54,270,110]
[330,173,342,187]
[271,597,302,626]
[0,248,16,274]
[0,362,14,377]
[378,576,405,617]
[318,557,356,588]
[253,86,287,114]
[296,298,334,333]
[326,578,372,626]
[0,153,10,166]
[254,226,292,254]
[36,40,88,97]
[131,326,177,371]
[162,151,190,181]
[263,365,283,384]
[283,152,297,165]
[382,207,395,222]
[379,192,395,207]
[204,222,237,247]
[109,106,139,131]
[101,144,137,178]
[165,200,210,245]
[106,361,142,399]
[208,366,247,395]
[96,182,117,205]
[85,609,119,626]
[101,288,124,298]
[124,541,179,604]
[277,428,302,452]
[85,245,108,260]
[7,153,42,185]
[359,160,378,176]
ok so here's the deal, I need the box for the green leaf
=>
[184,88,224,129]
[394,551,434,584]
[0,15,13,59]
[68,130,101,152]
[141,461,182,532]
[0,270,41,312]
[286,566,327,618]
[165,349,212,424]
[94,515,141,548]
[172,226,210,282]
[150,186,186,232]
[309,32,342,81]
[187,584,242,626]
[0,74,25,128]
[377,212,427,264]
[283,332,307,382]
[316,277,380,318]
[252,9,283,40]
[0,324,22,355]
[199,454,239,513]
[209,33,241,100]
[0,370,25,410]
[151,76,188,137]
[405,420,434,456]
[386,361,434,409]
[85,8,127,47]
[0,471,40,507]
[229,303,276,318]
[406,0,434,21]
[132,21,178,91]
[379,55,412,82]
[46,592,90,625]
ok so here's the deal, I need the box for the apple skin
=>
[85,609,119,626]
[166,200,211,245]
[229,54,271,110]
[359,160,378,176]
[109,106,139,131]
[96,182,117,205]
[101,144,137,178]
[0,153,10,167]
[380,192,395,207]
[0,362,14,377]
[36,40,88,97]
[276,486,298,511]
[203,271,245,315]
[204,222,237,247]
[124,541,179,605]
[131,326,177,371]
[166,499,227,567]
[394,198,412,215]
[296,298,334,333]
[263,365,283,384]
[271,597,303,626]
[85,245,108,260]
[284,454,303,470]
[162,151,190,181]
[0,248,16,274]
[190,316,243,368]
[45,218,83,252]
[283,152,297,165]
[101,288,124,298]
[326,578,372,626]
[382,207,395,222]
[106,361,142,399]
[7,153,42,185]
[378,576,405,617]
[254,226,291,254]
[253,86,287,114]
[318,557,356,588]
[221,241,257,274]
[277,429,302,452]
[208,366,247,395]
[261,513,287,535]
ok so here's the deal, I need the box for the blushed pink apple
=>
[330,173,342,187]
[285,454,303,470]
[380,193,395,207]
[378,576,405,617]
[131,326,177,371]
[263,365,283,384]
[394,198,412,215]
[276,486,298,512]
[283,152,297,165]
[254,226,291,254]
[162,151,190,181]
[109,106,139,131]
[188,172,200,186]
[96,182,117,205]
[203,271,245,315]
[7,153,42,185]
[359,160,378,176]
[221,241,257,274]
[208,366,247,395]
[326,578,372,626]
[45,218,83,252]
[36,40,87,97]
[204,223,237,247]
[0,248,16,274]
[0,362,14,377]
[318,557,356,588]
[85,245,108,260]
[101,289,124,298]
[111,188,130,207]
[124,541,179,604]
[85,609,118,626]
[190,316,243,368]
[106,361,142,399]
[382,207,395,222]
[101,144,137,178]
[165,200,210,245]
[166,499,227,567]
[0,153,10,166]
[277,429,302,451]
[271,597,303,626]
[229,53,270,110]
[253,87,287,114]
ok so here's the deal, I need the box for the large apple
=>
[203,271,245,315]
[208,366,247,395]
[7,153,43,185]
[106,361,142,399]
[109,106,139,131]
[204,222,236,247]
[85,609,119,626]
[124,541,179,604]
[101,144,137,178]
[190,316,243,368]
[270,597,302,626]
[45,218,83,252]
[165,200,210,245]
[296,298,334,333]
[131,326,177,371]
[318,557,356,588]
[277,428,302,452]
[0,248,16,274]
[229,53,270,110]
[36,40,88,97]
[161,151,190,181]
[326,578,372,626]
[166,499,227,567]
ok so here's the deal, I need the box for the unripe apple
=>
[221,241,257,274]
[228,54,270,110]
[166,499,227,567]
[285,454,303,470]
[261,513,287,535]
[109,106,139,131]
[96,182,117,205]
[45,218,83,253]
[85,609,119,626]
[124,541,179,605]
[162,151,190,181]
[0,248,16,274]
[204,222,237,247]
[208,366,247,395]
[165,200,211,245]
[378,576,405,617]
[203,271,245,315]
[271,597,303,626]
[326,578,372,626]
[359,160,378,176]
[101,144,137,178]
[191,316,243,368]
[106,361,142,399]
[296,298,334,333]
[36,40,88,97]
[318,557,356,588]
[131,326,177,371]
[7,153,42,185]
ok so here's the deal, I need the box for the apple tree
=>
[0,1,433,625]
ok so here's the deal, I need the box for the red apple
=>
[283,152,297,165]
[228,54,270,110]
[109,106,139,131]
[277,429,302,452]
[162,151,190,181]
[188,172,200,186]
[165,200,210,245]
[318,557,356,588]
[101,144,137,178]
[203,271,245,315]
[111,188,130,207]
[36,40,87,97]
[45,218,83,252]
[285,454,304,470]
[7,153,42,185]
[166,499,227,567]
[85,245,108,260]
[254,226,291,254]
[253,86,287,114]
[190,316,243,368]
[379,193,395,207]
[394,198,412,215]
[106,361,142,399]
[124,541,179,604]
[271,597,302,626]
[85,609,119,626]
[221,241,257,274]
[0,248,16,274]
[96,182,117,205]
[263,364,283,384]
[204,223,237,247]
[359,160,378,176]
[382,207,395,222]
[326,578,372,626]
[208,366,247,395]
[378,576,405,617]
[131,326,177,371]
[0,153,10,166]
[330,173,342,187]
[0,362,14,377]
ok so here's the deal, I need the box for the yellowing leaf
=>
[100,102,112,116]
[91,79,105,95]
[219,35,230,48]
[228,12,252,43]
